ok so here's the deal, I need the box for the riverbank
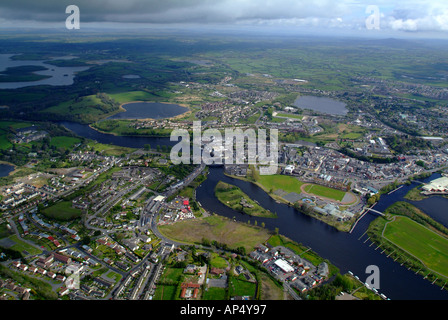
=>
[0,161,16,177]
[224,172,358,232]
[367,201,448,291]
[214,181,277,219]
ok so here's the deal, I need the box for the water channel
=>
[61,121,448,300]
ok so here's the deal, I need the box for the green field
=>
[303,184,346,202]
[42,201,82,221]
[49,136,81,149]
[106,91,158,104]
[41,94,120,123]
[384,216,448,278]
[202,287,227,300]
[229,277,256,298]
[256,174,304,194]
[88,141,135,156]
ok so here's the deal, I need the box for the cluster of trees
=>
[306,273,354,300]
[385,135,432,155]
[200,238,246,256]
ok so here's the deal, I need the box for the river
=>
[60,121,448,300]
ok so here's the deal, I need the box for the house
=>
[53,253,72,265]
[291,279,308,292]
[180,283,201,299]
[59,287,70,296]
[210,268,225,275]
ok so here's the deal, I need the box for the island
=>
[214,181,277,218]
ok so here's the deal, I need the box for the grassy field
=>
[202,287,227,300]
[229,277,257,298]
[42,201,82,221]
[275,112,303,120]
[5,235,42,256]
[215,181,276,218]
[256,174,304,194]
[303,184,346,202]
[88,141,135,156]
[383,216,448,278]
[41,94,120,123]
[49,136,81,149]
[106,91,159,104]
[158,215,271,253]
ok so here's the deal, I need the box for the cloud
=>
[0,0,446,34]
[381,0,448,32]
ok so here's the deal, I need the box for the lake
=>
[0,164,14,177]
[0,54,90,89]
[106,102,189,120]
[294,95,348,116]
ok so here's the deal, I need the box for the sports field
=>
[257,174,304,194]
[257,174,348,202]
[303,184,346,202]
[384,216,448,278]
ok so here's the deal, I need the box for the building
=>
[422,177,448,194]
[274,259,294,273]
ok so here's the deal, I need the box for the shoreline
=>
[0,161,17,177]
[89,100,192,137]
[224,172,358,232]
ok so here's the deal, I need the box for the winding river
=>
[62,121,448,300]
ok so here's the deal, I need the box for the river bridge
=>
[349,206,385,233]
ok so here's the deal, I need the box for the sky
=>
[0,0,447,38]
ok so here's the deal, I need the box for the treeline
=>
[384,135,432,154]
[339,147,398,164]
[200,238,246,256]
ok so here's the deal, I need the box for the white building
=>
[274,259,294,273]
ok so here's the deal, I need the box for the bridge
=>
[364,207,385,216]
[349,206,385,233]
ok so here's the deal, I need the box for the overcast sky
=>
[0,0,447,37]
